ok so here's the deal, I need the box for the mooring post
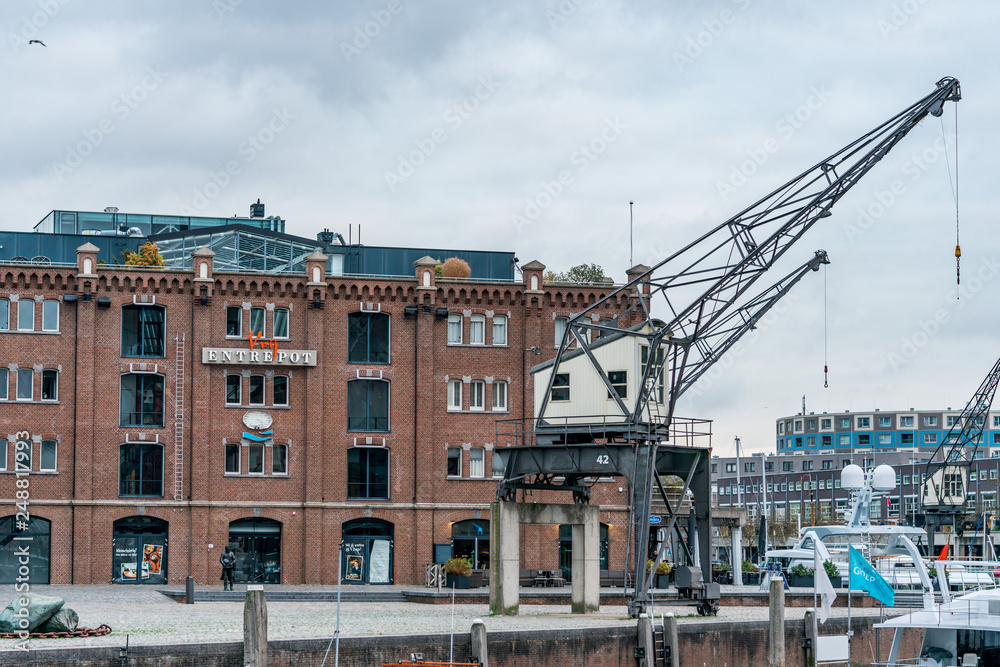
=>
[663,613,679,667]
[185,576,195,604]
[244,586,268,667]
[470,618,489,667]
[804,608,816,667]
[636,613,655,667]
[769,577,785,667]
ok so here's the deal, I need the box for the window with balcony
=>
[348,312,390,364]
[121,305,165,357]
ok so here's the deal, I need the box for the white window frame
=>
[470,381,485,411]
[39,440,57,472]
[249,307,266,338]
[878,416,891,427]
[469,447,484,478]
[225,443,241,475]
[0,367,7,400]
[470,314,485,345]
[272,443,288,475]
[273,308,290,339]
[924,416,937,426]
[226,374,242,406]
[273,375,289,407]
[447,446,462,477]
[41,300,59,332]
[492,315,507,346]
[16,368,33,401]
[923,432,938,444]
[447,314,462,344]
[247,443,265,475]
[554,316,568,347]
[492,381,507,411]
[838,434,851,446]
[857,417,871,429]
[447,379,462,411]
[248,374,266,407]
[41,369,58,401]
[0,438,6,471]
[492,450,505,478]
[226,306,243,338]
[0,298,8,330]
[900,415,914,427]
[878,433,892,445]
[17,300,34,331]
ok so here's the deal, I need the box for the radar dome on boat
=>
[841,464,865,490]
[872,464,897,491]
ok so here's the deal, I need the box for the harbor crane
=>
[499,77,962,618]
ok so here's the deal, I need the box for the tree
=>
[553,263,607,283]
[123,241,165,267]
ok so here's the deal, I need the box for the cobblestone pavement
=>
[0,585,889,651]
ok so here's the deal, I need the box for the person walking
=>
[220,545,236,591]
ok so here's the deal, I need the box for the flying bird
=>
[29,40,46,47]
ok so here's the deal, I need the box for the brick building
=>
[0,224,640,585]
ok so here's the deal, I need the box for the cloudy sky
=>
[4,0,999,456]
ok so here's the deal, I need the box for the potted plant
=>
[444,556,473,589]
[742,560,761,586]
[712,562,732,585]
[789,563,814,588]
[822,559,843,588]
[647,560,672,588]
[928,565,938,589]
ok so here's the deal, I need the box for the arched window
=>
[347,312,390,364]
[229,518,281,584]
[342,518,394,584]
[347,447,389,499]
[0,515,50,584]
[347,379,389,432]
[119,442,163,497]
[451,519,490,570]
[122,305,165,357]
[120,373,165,426]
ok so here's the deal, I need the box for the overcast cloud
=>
[3,0,998,456]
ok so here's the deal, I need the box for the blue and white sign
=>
[649,515,662,524]
[849,545,894,606]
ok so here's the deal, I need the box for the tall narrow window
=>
[551,373,570,401]
[119,443,163,496]
[447,314,462,344]
[248,444,264,474]
[347,379,389,432]
[226,375,242,405]
[120,374,165,426]
[41,370,57,401]
[0,437,6,470]
[226,306,242,337]
[447,447,461,477]
[41,300,59,332]
[0,368,7,400]
[447,380,462,411]
[17,300,34,331]
[0,299,8,330]
[470,314,485,345]
[640,345,665,404]
[121,305,165,357]
[16,368,33,400]
[347,447,389,499]
[250,308,265,337]
[492,381,507,410]
[470,381,485,410]
[272,444,288,474]
[225,443,240,474]
[492,315,507,345]
[273,308,289,339]
[14,440,31,472]
[554,316,568,347]
[39,440,56,472]
[492,451,505,478]
[249,375,265,406]
[347,312,390,364]
[469,448,484,478]
[273,376,288,406]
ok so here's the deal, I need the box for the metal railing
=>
[495,414,713,448]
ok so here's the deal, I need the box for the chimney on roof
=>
[250,199,265,219]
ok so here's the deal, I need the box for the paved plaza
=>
[0,584,890,651]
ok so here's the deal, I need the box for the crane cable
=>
[823,262,828,388]
[941,105,960,295]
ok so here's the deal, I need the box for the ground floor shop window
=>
[0,515,50,584]
[451,519,489,570]
[112,516,167,584]
[229,517,281,584]
[558,523,609,580]
[342,519,393,584]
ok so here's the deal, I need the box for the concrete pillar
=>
[244,588,267,667]
[571,507,600,613]
[489,502,520,616]
[732,526,743,586]
[663,613,679,667]
[470,618,489,667]
[804,608,816,667]
[636,613,655,667]
[769,577,785,667]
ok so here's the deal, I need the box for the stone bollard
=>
[244,586,267,667]
[470,618,489,667]
[636,613,655,667]
[185,576,195,605]
[769,577,785,667]
[663,613,679,667]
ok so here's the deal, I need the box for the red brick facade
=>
[0,250,637,585]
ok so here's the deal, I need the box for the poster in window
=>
[113,537,139,582]
[143,544,163,575]
[346,556,364,581]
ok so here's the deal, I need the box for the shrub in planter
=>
[648,560,672,588]
[440,257,471,278]
[445,556,472,589]
[789,563,814,588]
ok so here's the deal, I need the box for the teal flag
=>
[849,545,894,606]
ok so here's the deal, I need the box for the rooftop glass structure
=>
[151,225,319,274]
[35,206,284,237]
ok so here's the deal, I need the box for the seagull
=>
[29,40,46,47]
